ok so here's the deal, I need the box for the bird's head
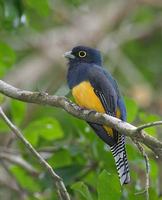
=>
[64,46,102,66]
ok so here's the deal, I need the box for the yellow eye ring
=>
[78,51,87,58]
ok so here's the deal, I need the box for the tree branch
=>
[0,80,162,157]
[136,121,162,132]
[0,106,71,200]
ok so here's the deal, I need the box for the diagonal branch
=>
[0,107,71,200]
[0,80,162,157]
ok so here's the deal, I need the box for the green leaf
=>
[132,6,156,24]
[139,112,160,136]
[149,187,158,200]
[127,142,141,157]
[24,117,64,146]
[48,149,72,168]
[0,119,10,132]
[0,43,16,67]
[72,181,93,200]
[2,0,23,29]
[139,112,161,122]
[124,97,138,122]
[39,118,64,140]
[56,165,83,185]
[149,159,158,181]
[0,43,16,77]
[97,170,121,200]
[0,94,5,105]
[25,0,50,16]
[24,128,39,146]
[10,166,40,192]
[11,100,26,125]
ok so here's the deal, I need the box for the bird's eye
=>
[78,51,87,58]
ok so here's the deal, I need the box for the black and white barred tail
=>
[110,135,130,185]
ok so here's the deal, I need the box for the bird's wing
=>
[88,66,118,117]
[94,89,116,116]
[102,67,127,121]
[87,66,119,143]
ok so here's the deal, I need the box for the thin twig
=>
[134,140,150,200]
[157,127,162,197]
[0,152,38,175]
[0,107,71,200]
[136,121,162,132]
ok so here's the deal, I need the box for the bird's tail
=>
[110,135,130,185]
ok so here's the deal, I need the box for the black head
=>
[64,46,102,66]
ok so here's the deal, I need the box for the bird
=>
[64,45,130,185]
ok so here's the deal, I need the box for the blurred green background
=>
[0,0,162,199]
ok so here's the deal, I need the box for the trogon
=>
[64,46,130,185]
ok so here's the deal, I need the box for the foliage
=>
[0,0,162,199]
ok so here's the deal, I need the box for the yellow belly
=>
[72,81,104,112]
[72,81,114,136]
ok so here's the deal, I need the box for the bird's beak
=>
[63,51,75,59]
